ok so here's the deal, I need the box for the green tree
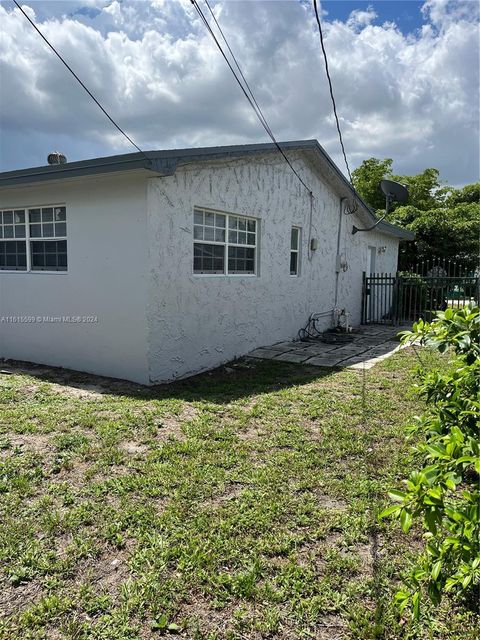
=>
[446,183,480,206]
[352,157,393,211]
[394,202,480,270]
[352,158,480,270]
[391,168,447,211]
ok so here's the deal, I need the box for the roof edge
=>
[0,140,413,240]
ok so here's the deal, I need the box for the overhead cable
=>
[12,0,150,163]
[192,0,313,196]
[312,0,354,186]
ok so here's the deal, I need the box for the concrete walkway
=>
[248,325,410,370]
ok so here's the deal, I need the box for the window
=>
[0,205,67,272]
[30,206,67,271]
[193,207,257,275]
[290,227,301,276]
[0,210,27,270]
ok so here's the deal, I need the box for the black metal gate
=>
[362,272,479,325]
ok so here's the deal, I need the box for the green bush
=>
[381,305,480,619]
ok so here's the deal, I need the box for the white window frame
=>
[0,204,67,274]
[0,208,27,272]
[290,226,301,277]
[193,206,258,277]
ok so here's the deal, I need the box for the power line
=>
[191,0,313,196]
[312,0,354,185]
[12,0,150,163]
[203,0,275,142]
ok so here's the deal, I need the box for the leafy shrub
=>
[381,305,480,619]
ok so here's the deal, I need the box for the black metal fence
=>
[401,258,474,278]
[362,271,480,325]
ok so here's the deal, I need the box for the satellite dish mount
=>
[352,179,408,234]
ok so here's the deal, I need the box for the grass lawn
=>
[0,349,478,639]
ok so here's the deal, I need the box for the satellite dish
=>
[352,179,408,234]
[380,179,408,204]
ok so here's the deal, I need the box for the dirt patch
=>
[179,406,198,421]
[74,545,133,601]
[177,594,255,637]
[295,532,344,571]
[236,424,266,441]
[178,594,347,639]
[151,406,198,442]
[121,441,149,455]
[203,485,245,508]
[315,491,347,511]
[48,382,106,400]
[48,460,92,488]
[313,615,348,639]
[0,577,43,619]
[89,554,131,596]
[0,360,147,398]
[354,541,374,577]
[0,432,52,457]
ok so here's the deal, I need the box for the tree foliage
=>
[381,306,480,620]
[351,157,393,211]
[352,158,480,270]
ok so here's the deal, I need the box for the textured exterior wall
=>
[146,154,399,382]
[0,174,150,383]
[0,154,400,386]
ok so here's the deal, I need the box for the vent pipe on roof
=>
[47,152,67,165]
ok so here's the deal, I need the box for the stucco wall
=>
[0,173,150,383]
[146,154,399,382]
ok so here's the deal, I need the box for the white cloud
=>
[347,6,378,30]
[0,0,478,185]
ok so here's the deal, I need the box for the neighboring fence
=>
[362,270,480,325]
[401,258,474,278]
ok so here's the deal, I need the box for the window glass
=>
[0,210,27,270]
[228,246,255,274]
[193,208,257,275]
[193,242,225,274]
[290,227,301,276]
[0,205,67,271]
[30,240,68,271]
[28,207,67,239]
[0,240,27,270]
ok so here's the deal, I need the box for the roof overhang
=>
[0,140,414,240]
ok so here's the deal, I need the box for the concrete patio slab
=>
[273,351,312,363]
[249,348,289,359]
[304,355,345,366]
[248,325,409,370]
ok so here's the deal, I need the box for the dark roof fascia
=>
[301,141,414,240]
[376,219,415,240]
[0,155,162,187]
[0,140,413,240]
[0,140,329,187]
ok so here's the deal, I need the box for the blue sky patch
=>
[323,0,426,33]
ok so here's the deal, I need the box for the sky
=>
[0,0,478,185]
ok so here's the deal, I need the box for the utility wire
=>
[191,0,313,196]
[12,0,150,163]
[312,0,353,185]
[203,0,275,142]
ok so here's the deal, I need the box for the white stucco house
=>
[0,140,412,384]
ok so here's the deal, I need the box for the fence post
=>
[394,274,403,326]
[361,271,366,324]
